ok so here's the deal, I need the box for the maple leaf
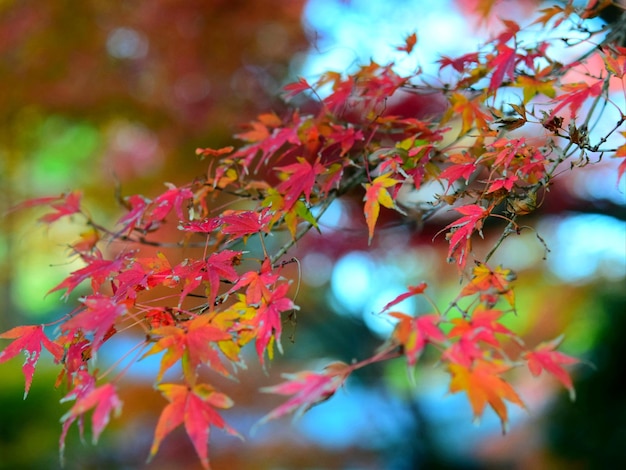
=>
[282,77,313,100]
[147,183,194,226]
[602,45,626,79]
[363,173,399,244]
[447,307,516,358]
[235,120,270,143]
[443,335,490,367]
[551,81,603,119]
[532,4,573,27]
[18,190,84,224]
[71,228,100,254]
[61,382,122,444]
[388,312,445,367]
[446,93,492,136]
[166,250,241,310]
[61,294,126,353]
[396,32,417,54]
[252,282,296,364]
[460,262,516,307]
[111,252,173,302]
[514,73,557,103]
[489,43,517,92]
[438,52,480,73]
[150,383,240,470]
[48,252,131,299]
[444,204,490,269]
[179,217,223,234]
[195,146,234,159]
[144,314,235,383]
[59,371,122,461]
[257,362,352,426]
[116,194,150,235]
[380,283,428,313]
[326,124,364,158]
[202,250,242,308]
[448,360,525,433]
[438,152,478,189]
[229,258,279,305]
[220,208,273,241]
[275,157,326,210]
[486,173,518,193]
[0,325,64,397]
[523,335,579,400]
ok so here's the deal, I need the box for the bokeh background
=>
[1,0,625,468]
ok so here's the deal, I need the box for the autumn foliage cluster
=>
[1,1,625,468]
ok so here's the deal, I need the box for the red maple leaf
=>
[551,81,603,118]
[150,383,241,470]
[443,335,490,367]
[203,250,242,308]
[438,153,478,189]
[59,371,122,460]
[275,157,326,210]
[0,325,64,397]
[168,250,240,308]
[61,382,122,444]
[220,208,273,241]
[489,43,517,92]
[144,183,194,229]
[449,307,515,345]
[380,283,428,313]
[438,52,480,73]
[111,252,173,302]
[229,258,280,305]
[257,362,352,426]
[116,194,149,235]
[48,251,131,299]
[179,217,223,234]
[12,191,83,224]
[444,204,490,269]
[251,282,295,364]
[61,294,126,352]
[282,77,313,100]
[523,336,579,400]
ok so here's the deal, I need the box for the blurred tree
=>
[0,0,625,469]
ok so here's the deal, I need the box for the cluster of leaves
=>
[1,1,624,468]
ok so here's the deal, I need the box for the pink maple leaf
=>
[0,325,64,397]
[257,362,352,426]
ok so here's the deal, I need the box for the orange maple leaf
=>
[150,383,241,469]
[448,359,525,433]
[446,92,492,137]
[144,314,235,383]
[389,312,445,367]
[460,262,516,307]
